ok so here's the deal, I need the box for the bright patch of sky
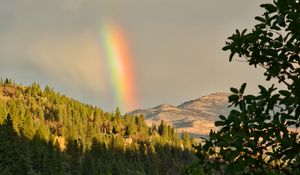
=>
[0,0,274,112]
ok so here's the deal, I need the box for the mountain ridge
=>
[130,92,232,137]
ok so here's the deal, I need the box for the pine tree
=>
[66,139,82,175]
[0,114,32,174]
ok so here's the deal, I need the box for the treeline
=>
[0,79,196,175]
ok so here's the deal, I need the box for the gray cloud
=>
[0,0,270,111]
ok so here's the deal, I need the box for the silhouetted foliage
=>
[196,1,300,174]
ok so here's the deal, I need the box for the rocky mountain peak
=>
[130,92,232,137]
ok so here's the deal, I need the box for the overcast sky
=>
[0,0,272,112]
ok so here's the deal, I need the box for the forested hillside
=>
[0,79,196,175]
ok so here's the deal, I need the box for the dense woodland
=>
[0,79,196,175]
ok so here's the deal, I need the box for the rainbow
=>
[98,22,138,112]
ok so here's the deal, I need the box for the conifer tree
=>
[0,114,32,174]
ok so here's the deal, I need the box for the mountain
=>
[0,79,196,175]
[130,92,232,137]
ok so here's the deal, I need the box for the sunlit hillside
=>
[0,79,196,175]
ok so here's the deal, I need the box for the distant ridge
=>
[130,92,232,137]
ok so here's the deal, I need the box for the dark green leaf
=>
[219,115,226,120]
[255,16,265,23]
[228,94,239,103]
[260,3,277,13]
[241,29,247,35]
[279,90,291,97]
[239,83,247,94]
[215,121,226,127]
[230,87,239,94]
[222,45,231,51]
[244,95,255,101]
[229,52,236,61]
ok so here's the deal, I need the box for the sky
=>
[0,0,272,112]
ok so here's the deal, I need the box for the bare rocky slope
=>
[130,92,232,137]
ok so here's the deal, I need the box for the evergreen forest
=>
[0,79,196,175]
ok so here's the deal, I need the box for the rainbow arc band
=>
[100,22,137,112]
